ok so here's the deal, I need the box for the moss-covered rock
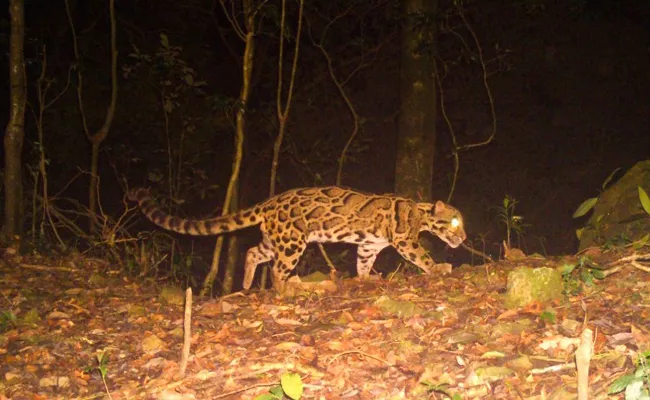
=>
[578,160,650,250]
[374,295,426,317]
[159,286,185,306]
[504,267,563,308]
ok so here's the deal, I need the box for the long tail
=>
[129,188,261,236]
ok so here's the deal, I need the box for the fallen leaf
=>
[46,311,70,320]
[274,317,304,326]
[275,341,302,351]
[497,309,519,320]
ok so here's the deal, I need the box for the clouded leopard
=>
[129,186,467,293]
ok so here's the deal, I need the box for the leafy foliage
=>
[560,256,605,296]
[639,186,650,215]
[608,350,650,400]
[0,310,18,333]
[572,167,622,219]
[254,372,303,400]
[420,381,462,399]
[572,166,650,245]
[572,197,598,219]
[576,187,650,220]
[96,351,110,380]
[539,310,556,324]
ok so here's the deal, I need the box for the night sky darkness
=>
[1,0,649,266]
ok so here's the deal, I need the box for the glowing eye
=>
[451,217,460,228]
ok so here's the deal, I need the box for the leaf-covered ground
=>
[1,248,649,400]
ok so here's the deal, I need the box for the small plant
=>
[572,168,621,241]
[493,195,527,249]
[639,186,650,215]
[85,351,113,400]
[573,167,621,218]
[0,310,18,333]
[608,350,650,399]
[559,256,605,296]
[539,310,556,324]
[255,372,303,400]
[420,381,462,399]
[602,233,633,249]
[631,234,650,250]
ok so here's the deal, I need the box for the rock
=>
[159,286,185,306]
[504,267,564,308]
[578,160,650,250]
[142,334,165,354]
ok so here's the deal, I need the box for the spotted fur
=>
[129,186,467,293]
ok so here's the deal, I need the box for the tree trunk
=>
[201,0,253,296]
[87,0,117,231]
[88,139,102,230]
[222,186,239,295]
[3,0,26,240]
[64,0,118,232]
[395,0,438,201]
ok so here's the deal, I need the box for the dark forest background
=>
[1,0,649,284]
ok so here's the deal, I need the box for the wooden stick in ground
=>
[461,242,494,263]
[575,328,593,400]
[317,243,337,281]
[178,287,192,378]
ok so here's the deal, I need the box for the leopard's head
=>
[419,201,466,248]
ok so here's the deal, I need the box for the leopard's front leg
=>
[393,239,452,275]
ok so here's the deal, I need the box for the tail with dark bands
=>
[129,188,261,236]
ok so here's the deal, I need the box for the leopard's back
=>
[257,186,399,245]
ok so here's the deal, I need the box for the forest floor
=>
[0,247,649,400]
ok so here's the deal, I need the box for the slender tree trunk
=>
[3,0,26,240]
[395,0,438,201]
[65,0,118,232]
[221,186,239,295]
[87,0,118,231]
[88,137,104,230]
[201,0,254,296]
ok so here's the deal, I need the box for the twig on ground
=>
[602,264,625,277]
[461,242,494,263]
[19,263,77,273]
[211,383,278,399]
[178,287,192,378]
[604,252,650,275]
[327,350,393,366]
[575,328,594,400]
[530,362,576,375]
[631,260,650,272]
[609,252,650,265]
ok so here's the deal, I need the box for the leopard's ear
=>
[417,202,435,214]
[434,200,447,214]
